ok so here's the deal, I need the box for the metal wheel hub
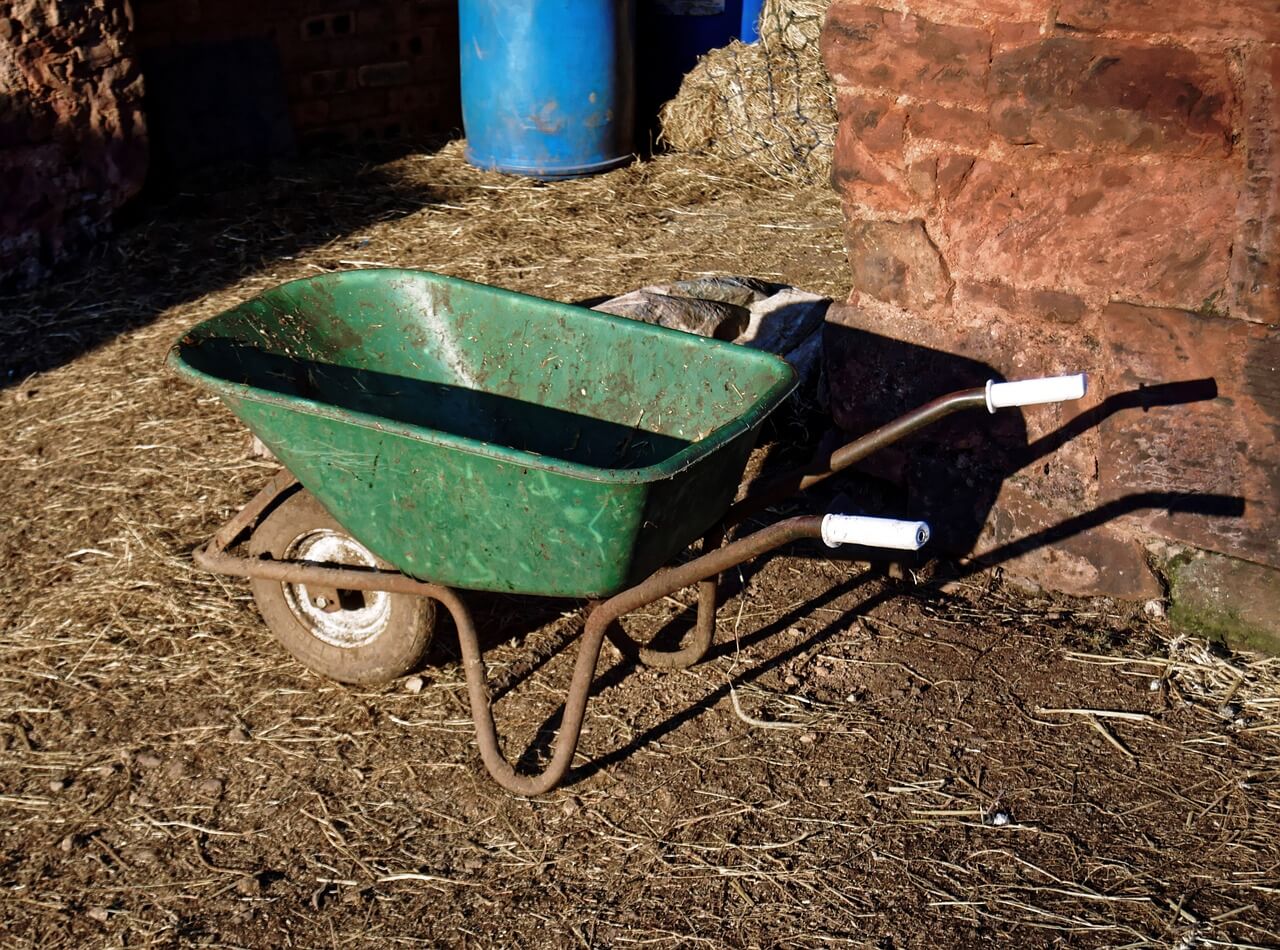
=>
[282,530,391,648]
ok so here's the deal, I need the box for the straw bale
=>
[659,0,836,185]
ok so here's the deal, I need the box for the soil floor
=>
[2,143,1278,948]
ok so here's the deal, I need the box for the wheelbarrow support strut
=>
[195,374,1087,795]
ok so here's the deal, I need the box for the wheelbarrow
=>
[169,269,1087,795]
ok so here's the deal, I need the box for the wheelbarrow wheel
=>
[247,489,436,685]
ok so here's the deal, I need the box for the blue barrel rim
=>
[463,147,636,180]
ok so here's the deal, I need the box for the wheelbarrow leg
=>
[442,517,829,795]
[604,528,724,671]
[439,585,615,797]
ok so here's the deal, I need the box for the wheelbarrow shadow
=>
[2,135,459,387]
[488,322,1239,783]
[736,325,1227,570]
[542,485,1244,787]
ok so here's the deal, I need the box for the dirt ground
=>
[2,142,1279,949]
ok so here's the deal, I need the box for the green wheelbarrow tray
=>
[169,269,797,599]
[174,268,1090,796]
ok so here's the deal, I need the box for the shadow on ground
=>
[1,139,456,387]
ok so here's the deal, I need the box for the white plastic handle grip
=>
[821,514,930,550]
[985,372,1088,412]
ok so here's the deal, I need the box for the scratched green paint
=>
[169,270,796,597]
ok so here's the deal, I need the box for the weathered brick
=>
[409,50,455,82]
[821,2,991,105]
[326,88,388,123]
[1,0,146,286]
[1099,302,1280,570]
[844,218,953,310]
[357,60,410,88]
[1230,45,1280,324]
[301,68,353,97]
[412,0,455,23]
[291,98,330,128]
[301,14,330,40]
[333,35,408,67]
[354,2,414,34]
[901,0,1055,27]
[830,94,914,211]
[935,153,975,201]
[388,84,436,111]
[938,158,1237,308]
[989,37,1233,156]
[976,481,1160,599]
[906,101,990,151]
[275,29,336,71]
[1056,0,1280,44]
[1028,289,1087,324]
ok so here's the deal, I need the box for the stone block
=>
[820,0,1277,603]
[1164,549,1280,656]
[837,94,907,154]
[906,102,991,152]
[1099,302,1280,570]
[938,158,1237,309]
[830,94,914,212]
[821,3,991,105]
[907,157,937,201]
[1230,45,1280,325]
[934,153,976,202]
[1056,0,1280,44]
[1027,289,1088,325]
[977,480,1160,599]
[903,0,1055,27]
[843,218,953,311]
[989,37,1233,157]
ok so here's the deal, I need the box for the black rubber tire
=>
[247,489,435,685]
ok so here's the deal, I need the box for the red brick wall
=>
[0,0,147,287]
[129,0,460,152]
[820,0,1280,597]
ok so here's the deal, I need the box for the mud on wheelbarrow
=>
[169,269,1087,795]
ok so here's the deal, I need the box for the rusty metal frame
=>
[192,386,990,794]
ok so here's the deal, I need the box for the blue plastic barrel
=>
[741,0,764,42]
[459,0,636,179]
